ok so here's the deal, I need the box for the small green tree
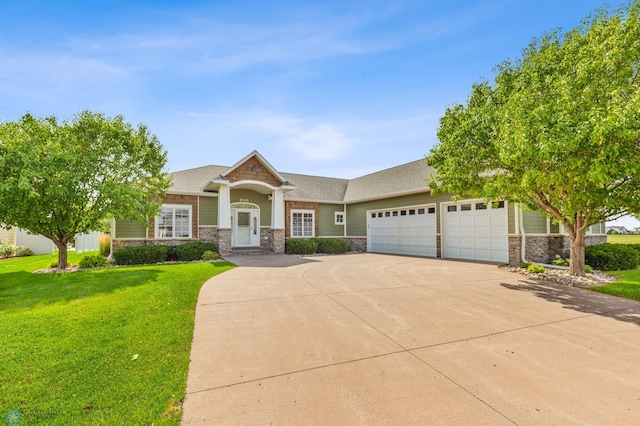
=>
[427,1,640,276]
[0,111,171,269]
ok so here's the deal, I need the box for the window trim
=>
[291,209,315,238]
[334,211,345,225]
[155,204,192,239]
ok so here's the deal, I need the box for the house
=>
[112,150,606,265]
[606,225,629,235]
[0,226,54,255]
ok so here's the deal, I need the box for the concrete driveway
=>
[182,253,640,425]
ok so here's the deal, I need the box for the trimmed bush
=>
[285,239,318,255]
[313,238,347,254]
[551,255,570,267]
[174,242,219,262]
[16,246,34,257]
[113,245,170,265]
[48,260,71,269]
[98,234,111,257]
[527,264,545,274]
[79,254,109,269]
[0,240,17,258]
[201,250,220,261]
[585,243,639,271]
[584,265,593,274]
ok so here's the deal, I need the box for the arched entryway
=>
[231,202,260,247]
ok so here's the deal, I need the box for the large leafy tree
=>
[0,111,171,269]
[427,1,640,276]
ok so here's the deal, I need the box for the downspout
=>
[519,208,527,263]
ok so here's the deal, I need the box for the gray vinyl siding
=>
[318,204,344,236]
[199,196,218,226]
[114,220,146,238]
[230,189,272,227]
[0,227,16,244]
[523,211,547,234]
[346,192,454,236]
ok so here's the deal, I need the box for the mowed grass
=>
[590,270,640,301]
[0,251,234,425]
[607,234,640,244]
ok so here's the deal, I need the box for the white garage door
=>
[368,205,437,257]
[442,200,508,263]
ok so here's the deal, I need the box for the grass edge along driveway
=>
[0,252,234,425]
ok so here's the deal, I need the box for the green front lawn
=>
[0,252,234,425]
[607,234,640,244]
[589,270,640,301]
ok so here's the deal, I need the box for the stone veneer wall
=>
[508,234,608,265]
[344,237,367,252]
[260,228,271,250]
[508,235,522,266]
[272,229,285,253]
[198,227,218,243]
[217,229,232,256]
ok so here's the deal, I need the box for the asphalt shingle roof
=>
[168,158,435,203]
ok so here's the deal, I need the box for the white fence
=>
[75,231,105,253]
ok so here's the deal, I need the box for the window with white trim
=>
[291,209,314,237]
[156,204,192,238]
[335,211,345,225]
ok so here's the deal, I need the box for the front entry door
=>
[232,208,260,247]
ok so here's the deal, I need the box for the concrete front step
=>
[230,247,274,255]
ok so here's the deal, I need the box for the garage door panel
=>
[368,205,437,258]
[443,200,508,263]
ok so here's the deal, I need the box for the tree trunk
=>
[53,239,68,270]
[568,230,586,277]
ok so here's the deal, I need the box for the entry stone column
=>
[217,184,232,256]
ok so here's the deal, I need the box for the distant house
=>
[606,226,629,234]
[112,150,607,265]
[0,226,54,255]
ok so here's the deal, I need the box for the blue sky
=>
[1,0,637,227]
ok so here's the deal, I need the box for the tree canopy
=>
[427,1,640,275]
[0,110,171,269]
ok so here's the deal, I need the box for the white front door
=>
[232,208,260,247]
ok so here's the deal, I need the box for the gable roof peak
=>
[220,150,286,184]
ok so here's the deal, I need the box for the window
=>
[428,207,436,214]
[409,209,416,215]
[335,211,345,225]
[491,201,505,209]
[400,210,407,216]
[461,204,472,211]
[156,205,192,238]
[476,203,487,210]
[292,210,314,237]
[447,205,457,212]
[392,211,398,216]
[418,208,425,214]
[385,211,391,217]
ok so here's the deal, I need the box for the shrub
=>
[79,254,109,269]
[585,265,593,274]
[527,264,546,274]
[0,240,17,258]
[585,243,638,271]
[313,238,347,254]
[201,250,220,261]
[16,246,34,257]
[519,262,531,269]
[174,242,219,262]
[113,245,170,265]
[551,255,570,267]
[98,234,111,257]
[285,239,318,255]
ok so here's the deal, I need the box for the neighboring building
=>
[112,150,606,265]
[0,226,54,255]
[606,225,629,234]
